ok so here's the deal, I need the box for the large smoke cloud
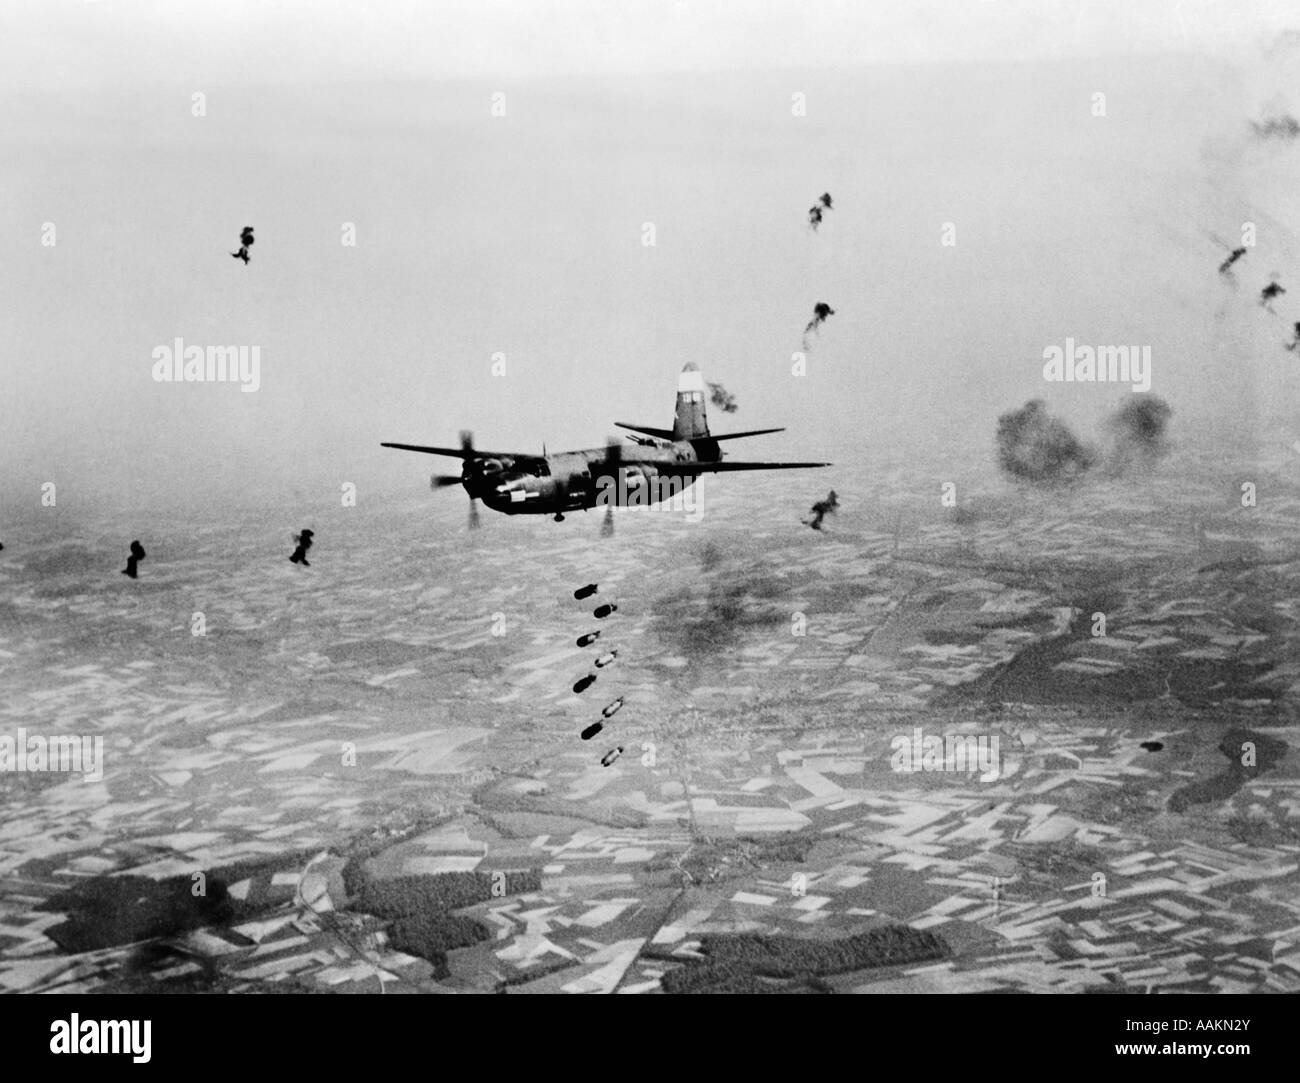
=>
[995,396,1173,483]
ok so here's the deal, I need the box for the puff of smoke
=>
[1251,110,1300,139]
[995,399,1098,483]
[708,381,739,414]
[1104,395,1172,470]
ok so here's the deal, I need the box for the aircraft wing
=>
[380,442,536,461]
[676,460,830,472]
[614,459,830,473]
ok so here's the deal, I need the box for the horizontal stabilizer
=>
[614,422,676,440]
[706,428,785,441]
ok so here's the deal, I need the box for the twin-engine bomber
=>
[382,364,829,524]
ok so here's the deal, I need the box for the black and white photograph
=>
[3,0,1300,1046]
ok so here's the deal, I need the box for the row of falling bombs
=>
[570,583,625,765]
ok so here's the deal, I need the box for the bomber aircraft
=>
[381,364,829,528]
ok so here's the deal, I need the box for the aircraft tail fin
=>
[672,363,709,441]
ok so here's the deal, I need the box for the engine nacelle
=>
[491,472,559,507]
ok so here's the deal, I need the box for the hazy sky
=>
[3,1,1299,523]
[3,1,1297,87]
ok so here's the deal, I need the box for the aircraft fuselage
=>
[475,437,719,516]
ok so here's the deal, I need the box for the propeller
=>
[600,436,622,537]
[426,430,484,529]
[461,431,482,530]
